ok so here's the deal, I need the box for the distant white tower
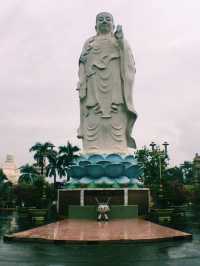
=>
[2,154,20,184]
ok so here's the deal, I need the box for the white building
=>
[2,154,20,184]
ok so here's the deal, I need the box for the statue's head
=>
[95,12,115,34]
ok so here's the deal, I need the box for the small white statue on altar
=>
[95,197,111,221]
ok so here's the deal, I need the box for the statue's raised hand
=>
[114,25,123,39]
[114,25,124,48]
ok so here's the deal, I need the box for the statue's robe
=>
[77,33,137,153]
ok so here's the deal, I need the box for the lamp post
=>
[150,141,169,207]
[150,141,156,151]
[163,141,169,156]
[150,141,169,180]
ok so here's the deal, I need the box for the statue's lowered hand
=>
[79,52,88,64]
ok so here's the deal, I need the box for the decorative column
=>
[80,189,84,206]
[57,190,60,213]
[124,188,128,206]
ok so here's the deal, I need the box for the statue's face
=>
[96,12,114,34]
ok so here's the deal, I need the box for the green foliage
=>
[14,183,40,207]
[0,168,7,183]
[46,150,64,193]
[135,147,169,207]
[46,142,80,192]
[0,168,14,207]
[28,140,80,194]
[16,164,50,208]
[58,142,80,169]
[18,164,41,184]
[164,166,184,183]
[0,183,13,205]
[180,161,193,184]
[29,142,54,175]
[1,141,80,208]
[135,146,192,206]
[162,164,193,206]
[162,180,188,206]
[135,146,168,187]
[13,178,51,208]
[188,184,200,204]
[44,183,57,203]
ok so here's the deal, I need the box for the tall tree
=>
[18,164,40,184]
[180,161,193,184]
[163,166,187,205]
[46,150,66,192]
[0,169,13,207]
[164,166,183,183]
[0,168,7,183]
[135,146,168,187]
[29,142,54,175]
[58,142,80,172]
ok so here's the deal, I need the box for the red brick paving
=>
[11,218,191,243]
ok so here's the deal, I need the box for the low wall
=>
[58,188,150,216]
[66,205,138,219]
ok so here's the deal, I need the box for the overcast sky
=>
[0,0,200,167]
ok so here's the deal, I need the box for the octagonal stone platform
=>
[4,218,192,244]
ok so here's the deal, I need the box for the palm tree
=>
[18,164,40,184]
[29,142,54,175]
[58,142,80,173]
[0,168,7,183]
[0,172,13,207]
[46,151,66,192]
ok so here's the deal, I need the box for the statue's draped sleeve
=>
[120,39,138,148]
[77,37,95,138]
[77,37,95,99]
